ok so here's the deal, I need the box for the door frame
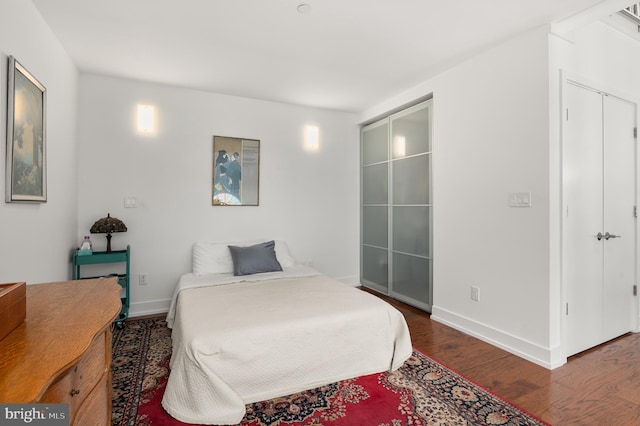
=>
[560,70,640,359]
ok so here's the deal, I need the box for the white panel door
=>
[564,82,637,357]
[564,83,605,356]
[602,94,636,341]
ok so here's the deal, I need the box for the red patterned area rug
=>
[112,318,549,426]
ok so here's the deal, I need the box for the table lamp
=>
[90,213,127,253]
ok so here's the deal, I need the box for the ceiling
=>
[32,0,615,113]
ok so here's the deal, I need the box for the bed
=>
[162,240,412,425]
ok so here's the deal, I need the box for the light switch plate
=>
[508,192,531,207]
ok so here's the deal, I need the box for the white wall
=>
[77,74,359,316]
[552,20,640,96]
[0,1,79,284]
[360,26,555,367]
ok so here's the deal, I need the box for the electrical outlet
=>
[139,273,149,285]
[471,286,480,301]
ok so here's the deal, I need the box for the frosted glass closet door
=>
[390,103,432,308]
[361,121,389,292]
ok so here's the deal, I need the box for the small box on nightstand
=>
[0,282,26,341]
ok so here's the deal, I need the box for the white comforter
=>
[162,268,412,425]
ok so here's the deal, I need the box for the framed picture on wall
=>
[6,55,47,203]
[212,135,260,206]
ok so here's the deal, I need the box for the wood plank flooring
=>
[366,288,640,425]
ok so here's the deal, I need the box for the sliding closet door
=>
[389,103,432,309]
[361,100,432,311]
[361,119,390,293]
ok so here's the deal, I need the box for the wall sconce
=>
[137,104,155,134]
[304,125,319,151]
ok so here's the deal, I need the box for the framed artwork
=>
[212,135,260,206]
[6,56,47,203]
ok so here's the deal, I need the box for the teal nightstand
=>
[72,245,130,324]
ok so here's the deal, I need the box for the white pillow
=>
[273,240,296,269]
[192,239,296,276]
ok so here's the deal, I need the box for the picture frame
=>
[6,56,47,203]
[212,135,260,206]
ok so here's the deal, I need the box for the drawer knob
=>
[70,389,80,397]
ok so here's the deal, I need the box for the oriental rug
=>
[112,317,549,426]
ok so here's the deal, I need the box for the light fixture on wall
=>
[137,104,155,133]
[304,125,319,151]
[90,213,127,253]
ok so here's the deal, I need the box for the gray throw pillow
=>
[228,240,283,276]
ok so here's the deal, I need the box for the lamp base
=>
[105,234,112,253]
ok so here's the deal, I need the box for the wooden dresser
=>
[0,278,121,426]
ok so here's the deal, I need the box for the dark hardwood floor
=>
[365,288,640,425]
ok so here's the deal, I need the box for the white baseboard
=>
[431,305,566,370]
[129,298,171,318]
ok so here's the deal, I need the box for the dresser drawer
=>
[74,373,110,426]
[40,332,108,417]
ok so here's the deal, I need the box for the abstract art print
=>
[212,135,260,206]
[6,56,47,203]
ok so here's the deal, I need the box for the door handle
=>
[597,232,603,240]
[605,232,621,240]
